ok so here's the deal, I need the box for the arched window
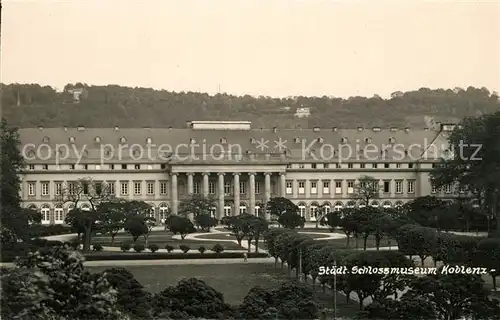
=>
[80,204,91,211]
[358,203,366,209]
[239,202,247,215]
[224,202,232,216]
[347,201,355,208]
[382,201,392,209]
[254,205,261,217]
[322,202,331,215]
[146,137,152,145]
[120,137,127,144]
[148,204,156,218]
[309,203,319,221]
[395,201,404,208]
[54,205,64,224]
[95,136,101,143]
[159,203,169,223]
[471,199,480,208]
[27,204,37,211]
[210,206,217,218]
[334,202,343,211]
[298,202,306,218]
[69,137,75,143]
[42,136,50,143]
[371,201,379,208]
[41,204,50,224]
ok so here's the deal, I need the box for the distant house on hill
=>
[295,107,310,118]
[63,86,88,103]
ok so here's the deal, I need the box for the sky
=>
[2,0,499,98]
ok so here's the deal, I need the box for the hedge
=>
[30,225,73,237]
[83,252,268,261]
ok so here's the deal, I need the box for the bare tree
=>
[54,177,114,252]
[352,175,382,207]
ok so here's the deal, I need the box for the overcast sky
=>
[2,0,499,98]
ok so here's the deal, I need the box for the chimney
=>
[313,127,320,132]
[404,127,410,132]
[114,126,119,131]
[357,127,363,131]
[77,125,85,131]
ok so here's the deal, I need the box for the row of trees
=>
[263,228,500,319]
[1,246,319,319]
[221,214,269,252]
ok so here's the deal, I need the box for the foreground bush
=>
[83,252,268,261]
[133,244,145,253]
[211,243,224,253]
[165,244,175,252]
[120,242,131,252]
[148,244,159,253]
[93,243,103,251]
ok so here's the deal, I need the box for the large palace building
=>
[18,120,464,224]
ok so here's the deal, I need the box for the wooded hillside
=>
[2,83,498,128]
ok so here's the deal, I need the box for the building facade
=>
[18,120,466,224]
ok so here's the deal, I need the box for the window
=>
[41,205,50,224]
[41,182,49,196]
[82,164,88,170]
[444,184,452,194]
[459,186,465,193]
[160,182,168,195]
[28,182,36,196]
[83,182,89,194]
[134,182,141,195]
[286,164,292,168]
[334,202,343,211]
[68,182,76,195]
[431,184,438,194]
[54,206,64,224]
[147,182,154,195]
[109,182,115,195]
[109,164,115,169]
[255,182,261,194]
[396,163,402,168]
[335,181,342,194]
[96,165,101,170]
[372,163,377,168]
[135,164,140,170]
[147,165,153,170]
[29,164,35,170]
[298,182,305,194]
[224,181,232,195]
[336,163,341,168]
[408,163,414,169]
[239,182,246,194]
[95,182,102,195]
[311,163,317,169]
[159,204,169,222]
[286,181,293,194]
[161,164,166,169]
[407,180,415,194]
[347,181,354,194]
[299,164,305,169]
[298,204,306,217]
[55,182,62,195]
[209,182,216,195]
[348,163,353,169]
[42,164,48,170]
[383,181,391,193]
[310,181,317,194]
[384,163,390,168]
[70,164,75,170]
[323,181,330,194]
[395,180,403,193]
[360,163,365,168]
[121,182,129,195]
[324,163,329,169]
[310,204,318,221]
[121,164,127,170]
[193,182,200,194]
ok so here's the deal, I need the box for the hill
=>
[1,83,499,128]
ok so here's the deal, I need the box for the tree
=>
[124,215,148,243]
[249,215,269,253]
[56,178,114,252]
[178,195,216,219]
[194,213,217,232]
[1,246,127,319]
[430,111,500,232]
[319,211,341,232]
[351,175,381,207]
[277,210,305,229]
[402,196,447,228]
[166,215,196,239]
[266,197,299,220]
[98,200,128,245]
[339,208,361,248]
[475,238,500,291]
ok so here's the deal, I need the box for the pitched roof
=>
[19,127,444,163]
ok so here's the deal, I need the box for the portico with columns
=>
[168,164,287,220]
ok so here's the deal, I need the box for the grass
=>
[199,232,331,241]
[91,233,245,250]
[87,263,360,318]
[315,234,396,249]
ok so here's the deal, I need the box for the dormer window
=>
[120,137,127,144]
[42,136,50,143]
[317,137,324,143]
[146,137,152,144]
[220,138,227,144]
[95,137,101,143]
[365,137,372,143]
[132,148,140,156]
[190,138,196,144]
[69,137,75,143]
[250,137,256,144]
[389,137,395,144]
[294,138,301,143]
[340,137,347,144]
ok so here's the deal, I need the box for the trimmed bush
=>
[120,242,132,252]
[93,243,103,252]
[83,252,268,261]
[211,243,224,253]
[198,246,206,254]
[179,245,190,253]
[165,244,175,252]
[148,244,159,253]
[134,244,145,253]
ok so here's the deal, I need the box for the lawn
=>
[91,232,245,250]
[315,234,396,249]
[87,263,360,318]
[199,232,331,241]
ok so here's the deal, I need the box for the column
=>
[187,173,194,195]
[218,173,225,219]
[171,173,178,214]
[203,173,209,197]
[264,173,271,220]
[279,172,286,197]
[233,173,240,215]
[249,173,256,216]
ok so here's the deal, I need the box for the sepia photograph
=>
[1,1,499,319]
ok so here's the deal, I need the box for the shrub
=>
[134,244,145,253]
[211,243,224,253]
[93,243,103,252]
[148,244,159,253]
[165,244,175,252]
[83,252,269,261]
[121,242,132,252]
[179,245,190,253]
[198,246,206,254]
